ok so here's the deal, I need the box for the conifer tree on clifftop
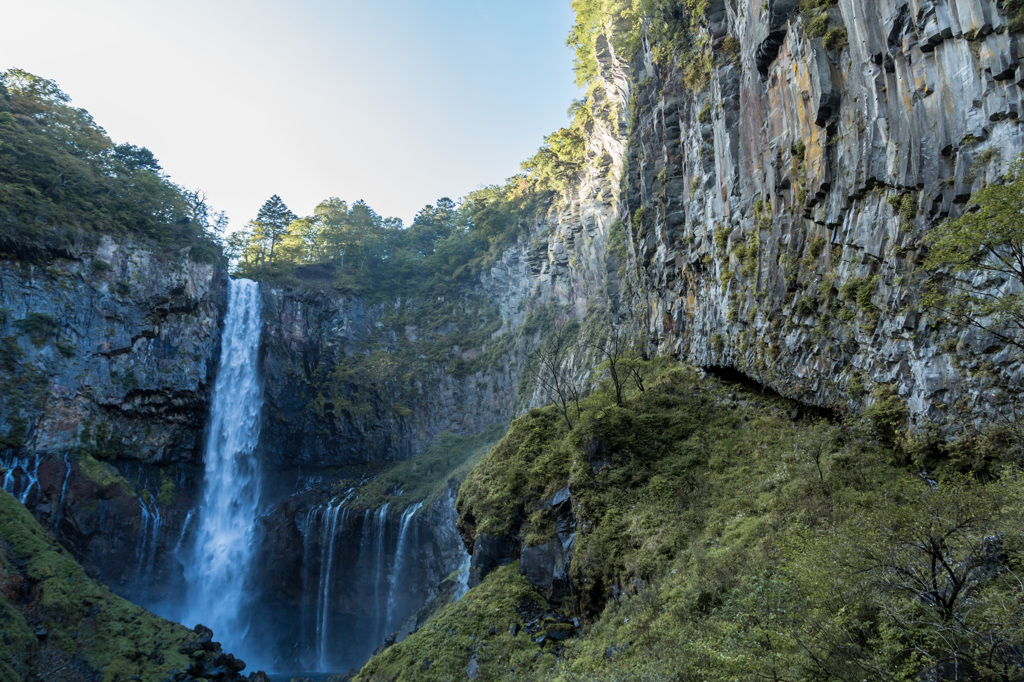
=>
[253,194,296,267]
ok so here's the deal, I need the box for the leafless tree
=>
[533,325,582,429]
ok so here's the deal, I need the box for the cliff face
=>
[258,287,520,479]
[0,236,226,598]
[620,0,1024,420]
[0,236,225,461]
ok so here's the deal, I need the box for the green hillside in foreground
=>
[0,489,261,682]
[358,364,1024,681]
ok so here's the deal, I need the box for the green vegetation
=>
[519,101,591,197]
[888,192,918,223]
[569,0,718,92]
[367,363,1024,681]
[0,69,223,262]
[924,152,1024,351]
[356,563,556,682]
[0,489,219,681]
[0,338,47,450]
[228,187,538,304]
[76,453,135,497]
[841,273,878,311]
[14,312,58,347]
[801,0,847,50]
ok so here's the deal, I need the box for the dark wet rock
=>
[469,532,519,587]
[520,535,575,603]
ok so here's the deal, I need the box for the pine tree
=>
[253,194,295,266]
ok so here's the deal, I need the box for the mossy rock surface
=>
[355,563,562,682]
[0,489,257,682]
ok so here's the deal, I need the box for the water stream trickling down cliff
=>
[181,278,265,663]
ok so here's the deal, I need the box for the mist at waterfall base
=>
[101,277,472,674]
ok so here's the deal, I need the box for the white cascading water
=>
[385,502,422,632]
[182,278,264,658]
[372,503,391,644]
[315,501,345,671]
[1,453,41,504]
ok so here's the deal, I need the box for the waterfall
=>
[182,278,264,659]
[295,492,465,672]
[54,451,71,530]
[134,493,162,585]
[372,503,390,645]
[316,500,345,671]
[173,509,195,556]
[385,502,422,632]
[1,453,41,504]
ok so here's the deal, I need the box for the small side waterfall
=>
[134,493,162,584]
[314,500,345,670]
[54,451,71,529]
[295,491,468,673]
[182,278,264,659]
[1,453,41,504]
[371,502,391,645]
[386,502,422,632]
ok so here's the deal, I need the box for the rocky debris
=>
[166,625,267,681]
[514,598,578,650]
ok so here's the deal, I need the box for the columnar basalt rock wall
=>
[255,43,635,473]
[623,0,1024,420]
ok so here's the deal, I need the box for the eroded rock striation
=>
[621,0,1024,421]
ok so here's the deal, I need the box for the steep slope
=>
[354,0,1024,678]
[0,489,265,682]
[361,365,1024,681]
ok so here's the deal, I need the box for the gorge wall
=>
[0,237,225,603]
[620,0,1024,422]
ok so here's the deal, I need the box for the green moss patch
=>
[0,489,252,681]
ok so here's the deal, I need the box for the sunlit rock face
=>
[5,0,1024,674]
[612,0,1024,421]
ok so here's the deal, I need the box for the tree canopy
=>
[0,69,222,261]
[227,174,549,302]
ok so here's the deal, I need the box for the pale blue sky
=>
[1,0,580,227]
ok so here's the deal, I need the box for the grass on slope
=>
[361,363,1024,680]
[324,424,507,514]
[355,563,558,682]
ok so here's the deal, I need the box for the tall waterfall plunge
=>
[182,278,264,661]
